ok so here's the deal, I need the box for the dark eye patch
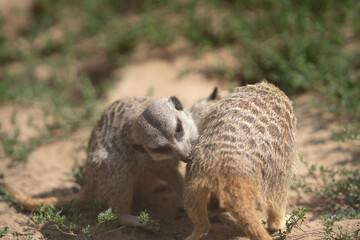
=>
[175,119,184,141]
[150,146,172,154]
[132,144,146,153]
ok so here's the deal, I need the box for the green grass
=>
[0,227,8,238]
[1,0,359,120]
[0,127,49,162]
[333,125,360,142]
[303,162,360,212]
[28,203,158,238]
[0,182,157,238]
[324,213,357,240]
[190,1,360,122]
[0,66,99,161]
[30,203,120,238]
[293,160,360,239]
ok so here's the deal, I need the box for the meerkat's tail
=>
[0,180,87,211]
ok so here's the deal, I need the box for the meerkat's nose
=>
[181,153,191,163]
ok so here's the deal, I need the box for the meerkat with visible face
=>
[1,96,198,231]
[184,82,297,240]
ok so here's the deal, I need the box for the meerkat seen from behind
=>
[184,82,297,240]
[190,87,230,210]
[1,96,198,232]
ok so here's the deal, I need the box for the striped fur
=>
[184,82,297,240]
[1,96,198,232]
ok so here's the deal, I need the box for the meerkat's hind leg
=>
[184,181,211,240]
[221,179,272,240]
[266,194,287,232]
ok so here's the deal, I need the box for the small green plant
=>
[0,227,8,238]
[0,124,49,163]
[30,204,69,230]
[138,210,150,225]
[324,213,356,240]
[0,128,29,162]
[333,125,360,142]
[81,224,91,235]
[23,233,33,240]
[297,161,360,239]
[30,203,84,237]
[305,164,360,210]
[97,207,117,224]
[83,207,119,237]
[138,210,160,233]
[30,204,120,238]
[277,207,307,239]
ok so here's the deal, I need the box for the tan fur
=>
[0,96,198,231]
[0,181,89,211]
[190,87,230,210]
[191,87,230,134]
[184,82,298,240]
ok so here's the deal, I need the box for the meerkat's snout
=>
[183,154,192,163]
[176,144,191,163]
[131,96,198,163]
[174,137,192,163]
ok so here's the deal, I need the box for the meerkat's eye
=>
[132,143,146,153]
[175,119,184,140]
[150,146,172,154]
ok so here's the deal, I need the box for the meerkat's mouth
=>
[181,155,192,163]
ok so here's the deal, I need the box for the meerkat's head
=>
[131,96,198,163]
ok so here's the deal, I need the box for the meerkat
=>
[184,81,297,240]
[190,87,230,210]
[0,96,198,231]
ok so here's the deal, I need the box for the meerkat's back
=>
[184,82,297,240]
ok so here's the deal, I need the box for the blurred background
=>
[1,0,360,121]
[0,0,360,239]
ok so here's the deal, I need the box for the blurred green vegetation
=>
[0,0,359,134]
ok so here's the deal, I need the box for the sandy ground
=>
[0,44,360,240]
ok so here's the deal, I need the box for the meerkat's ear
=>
[209,87,218,100]
[169,96,183,111]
